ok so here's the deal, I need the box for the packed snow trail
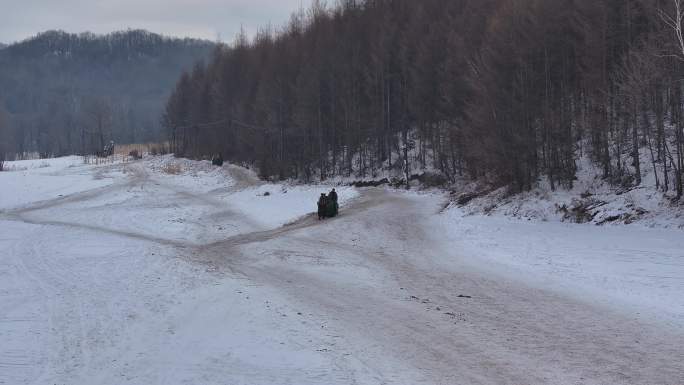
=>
[1,157,683,384]
[198,189,684,385]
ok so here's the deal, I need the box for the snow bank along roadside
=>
[431,156,684,329]
[435,198,684,331]
[148,155,359,230]
[450,156,684,229]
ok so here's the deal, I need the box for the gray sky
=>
[0,0,308,44]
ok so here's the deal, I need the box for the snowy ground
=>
[438,207,684,329]
[1,156,683,384]
[0,156,114,211]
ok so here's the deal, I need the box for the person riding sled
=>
[328,188,339,217]
[317,190,339,219]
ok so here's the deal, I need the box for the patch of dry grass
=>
[162,162,182,175]
[113,142,170,158]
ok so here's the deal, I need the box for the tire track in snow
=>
[2,162,266,248]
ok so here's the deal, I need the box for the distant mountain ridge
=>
[6,29,211,59]
[0,29,215,157]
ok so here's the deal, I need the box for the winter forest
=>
[3,1,684,384]
[163,0,684,196]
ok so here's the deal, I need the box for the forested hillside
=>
[164,0,684,197]
[0,30,213,158]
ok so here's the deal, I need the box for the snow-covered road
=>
[1,157,683,384]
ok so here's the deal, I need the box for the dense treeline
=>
[0,30,213,159]
[166,0,684,195]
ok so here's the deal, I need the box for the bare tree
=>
[659,0,684,197]
[659,0,684,60]
[84,98,113,154]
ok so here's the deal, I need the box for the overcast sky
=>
[0,0,309,44]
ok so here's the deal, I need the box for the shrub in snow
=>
[412,172,448,187]
[211,154,224,167]
[556,198,608,224]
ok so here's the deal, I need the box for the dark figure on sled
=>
[317,189,339,219]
